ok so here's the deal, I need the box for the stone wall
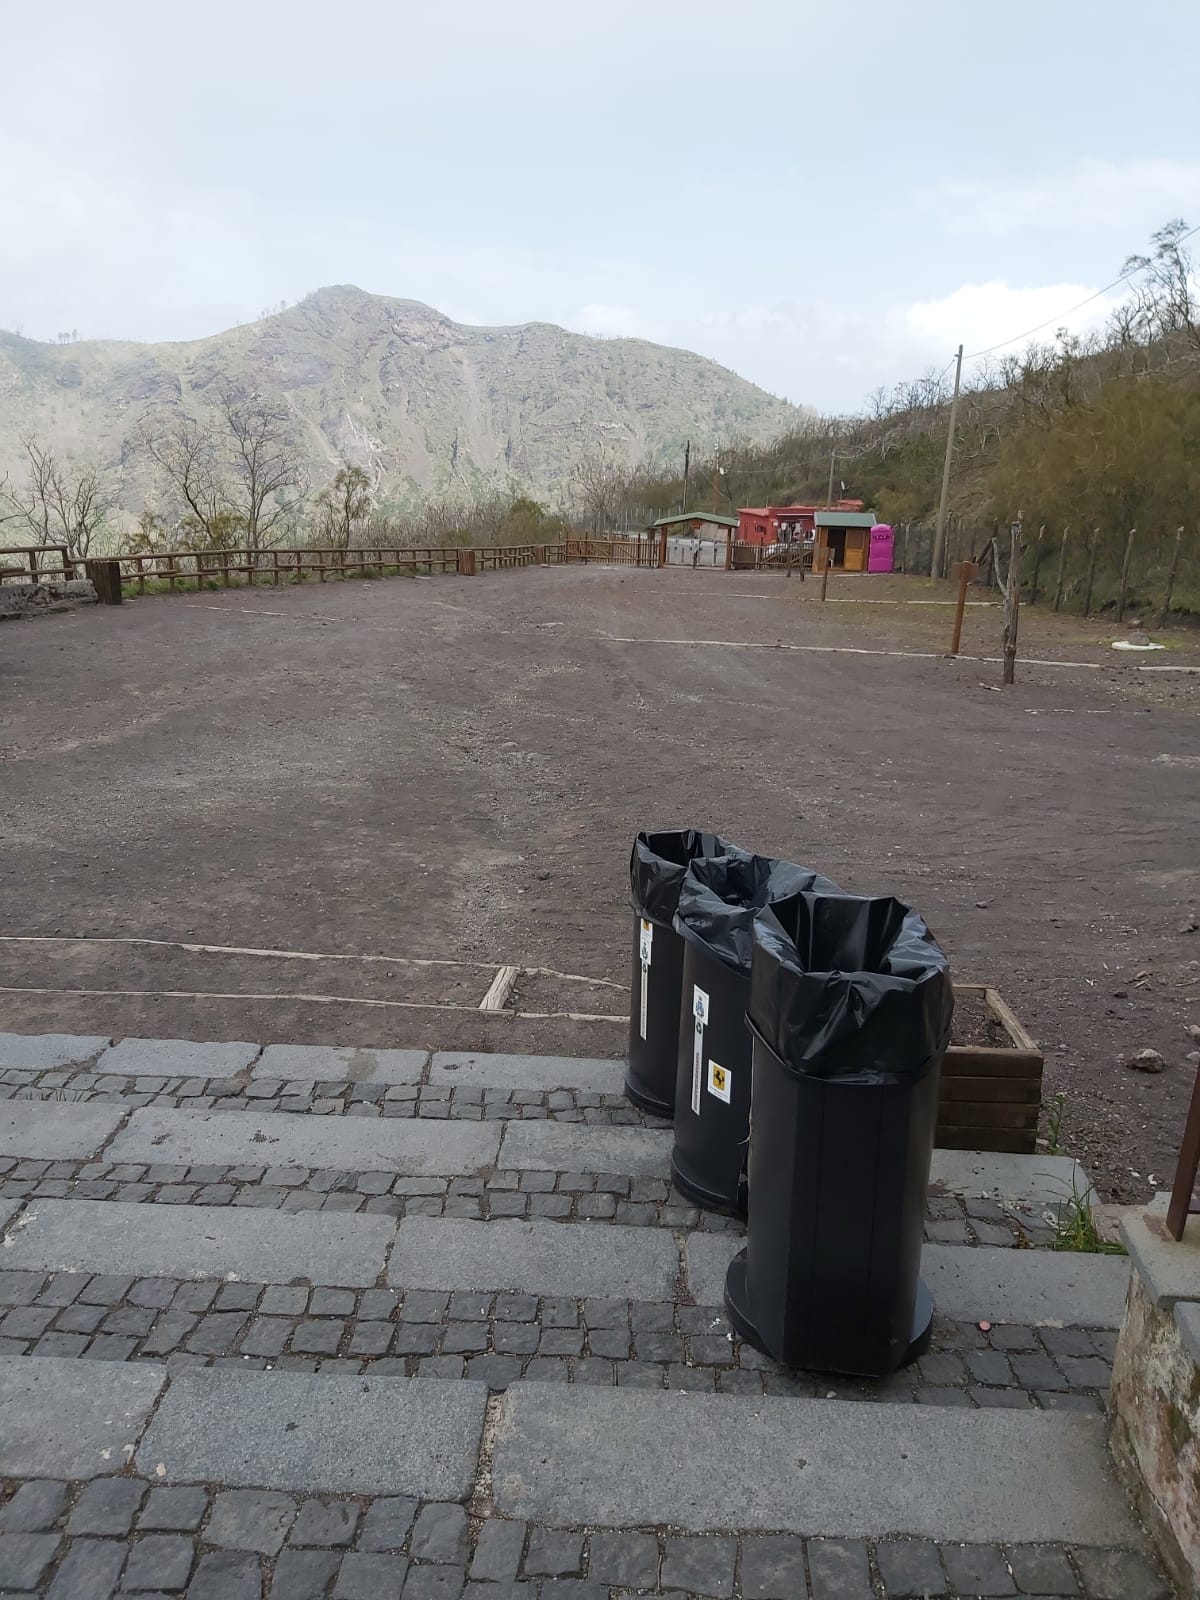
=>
[1110,1200,1200,1594]
[0,578,97,618]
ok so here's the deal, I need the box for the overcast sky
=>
[3,0,1198,412]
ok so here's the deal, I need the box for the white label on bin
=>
[693,986,709,1024]
[639,963,649,1040]
[707,1059,732,1103]
[691,1017,704,1116]
[639,919,653,965]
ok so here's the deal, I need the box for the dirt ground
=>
[3,564,1199,1201]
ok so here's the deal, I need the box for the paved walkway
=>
[0,1033,1176,1598]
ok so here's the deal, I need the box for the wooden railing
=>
[113,545,461,594]
[0,544,75,583]
[566,538,652,565]
[730,541,814,572]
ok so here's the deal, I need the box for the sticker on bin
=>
[639,919,653,966]
[707,1059,732,1103]
[690,986,708,1116]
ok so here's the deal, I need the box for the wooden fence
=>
[0,544,75,583]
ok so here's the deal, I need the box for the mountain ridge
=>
[0,287,800,522]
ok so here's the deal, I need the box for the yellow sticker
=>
[707,1059,732,1103]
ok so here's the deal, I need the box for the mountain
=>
[0,287,800,522]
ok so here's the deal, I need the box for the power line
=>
[964,222,1200,362]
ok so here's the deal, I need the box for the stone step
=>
[2,1200,1129,1329]
[0,1355,1142,1554]
[487,1384,1138,1547]
[3,1083,1087,1212]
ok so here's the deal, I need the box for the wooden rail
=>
[0,544,75,583]
[112,545,461,595]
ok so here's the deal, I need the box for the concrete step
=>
[0,1355,1154,1566]
[2,1078,1086,1208]
[2,1197,1130,1328]
[0,1034,1170,1595]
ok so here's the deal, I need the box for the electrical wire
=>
[964,222,1200,361]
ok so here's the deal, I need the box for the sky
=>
[3,0,1199,413]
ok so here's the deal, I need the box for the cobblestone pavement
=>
[0,1269,1113,1410]
[0,1476,1174,1599]
[0,1157,1054,1248]
[0,1071,657,1127]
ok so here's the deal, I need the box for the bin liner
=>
[724,889,953,1376]
[668,854,841,1214]
[746,889,952,1083]
[625,830,746,1117]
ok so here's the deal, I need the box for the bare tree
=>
[141,414,233,547]
[141,394,304,550]
[0,437,113,559]
[314,465,372,549]
[217,392,304,550]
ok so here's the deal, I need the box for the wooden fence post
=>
[1083,530,1099,618]
[1158,526,1184,626]
[820,547,831,602]
[1002,517,1022,685]
[1052,526,1070,612]
[1116,527,1136,622]
[948,560,974,656]
[725,529,733,571]
[900,522,909,575]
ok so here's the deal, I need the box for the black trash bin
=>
[724,889,953,1377]
[669,854,840,1215]
[625,830,745,1118]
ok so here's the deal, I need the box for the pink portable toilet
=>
[868,524,894,573]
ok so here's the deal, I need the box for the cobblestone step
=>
[0,1469,1174,1599]
[1,1198,1127,1333]
[0,1355,1158,1581]
[0,1251,1121,1410]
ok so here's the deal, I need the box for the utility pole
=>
[682,440,690,513]
[1002,512,1022,685]
[931,344,963,582]
[712,464,719,514]
[826,443,837,506]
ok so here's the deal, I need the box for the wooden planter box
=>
[936,984,1044,1155]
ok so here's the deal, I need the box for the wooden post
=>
[1158,525,1184,626]
[1083,530,1099,617]
[725,528,733,571]
[1116,526,1136,622]
[657,527,668,569]
[1002,517,1022,685]
[820,546,831,602]
[1052,526,1070,612]
[1030,524,1045,605]
[1167,1060,1200,1241]
[948,560,974,655]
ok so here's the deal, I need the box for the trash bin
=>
[625,830,744,1117]
[670,854,841,1215]
[724,889,953,1376]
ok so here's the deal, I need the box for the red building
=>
[736,501,865,547]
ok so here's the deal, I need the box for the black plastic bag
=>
[629,830,745,927]
[747,890,953,1084]
[673,853,842,972]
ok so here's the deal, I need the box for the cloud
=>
[897,279,1116,354]
[920,158,1200,236]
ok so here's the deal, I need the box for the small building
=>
[650,512,741,538]
[813,509,878,573]
[736,501,866,548]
